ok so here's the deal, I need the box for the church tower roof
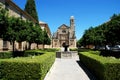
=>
[58,24,69,29]
[70,16,74,19]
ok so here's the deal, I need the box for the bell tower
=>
[70,16,75,31]
[70,16,75,39]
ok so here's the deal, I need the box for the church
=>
[52,16,76,48]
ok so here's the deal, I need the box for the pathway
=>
[44,55,96,80]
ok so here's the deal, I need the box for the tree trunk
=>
[25,43,28,50]
[29,42,31,50]
[43,44,45,49]
[37,43,39,49]
[12,41,15,57]
[12,41,15,52]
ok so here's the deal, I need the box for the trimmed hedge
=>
[0,52,12,59]
[89,51,100,55]
[0,50,44,58]
[24,50,44,57]
[78,48,93,52]
[39,48,60,52]
[69,48,78,51]
[100,50,120,58]
[0,52,55,80]
[79,52,120,80]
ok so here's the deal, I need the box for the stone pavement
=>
[44,55,96,80]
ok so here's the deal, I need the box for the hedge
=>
[24,50,44,57]
[0,50,44,58]
[79,52,120,80]
[0,52,12,59]
[39,48,60,52]
[0,52,55,80]
[69,48,78,51]
[100,50,120,58]
[78,48,93,52]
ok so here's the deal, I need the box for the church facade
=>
[52,16,76,48]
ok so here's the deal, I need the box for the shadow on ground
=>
[76,61,98,80]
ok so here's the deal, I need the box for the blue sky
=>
[12,0,120,40]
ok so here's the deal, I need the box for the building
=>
[52,16,76,48]
[39,21,52,48]
[0,0,37,51]
[39,21,51,37]
[0,0,51,51]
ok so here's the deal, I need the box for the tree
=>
[43,30,51,49]
[3,17,20,52]
[25,21,42,49]
[34,25,43,49]
[16,20,28,42]
[26,21,35,49]
[0,4,9,38]
[16,19,29,50]
[24,0,39,22]
[105,14,120,45]
[0,4,28,51]
[77,37,84,47]
[78,13,120,48]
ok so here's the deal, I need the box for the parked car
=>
[111,45,120,51]
[97,45,112,50]
[94,45,120,51]
[106,45,112,50]
[99,46,105,50]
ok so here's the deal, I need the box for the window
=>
[62,30,66,33]
[3,41,7,48]
[18,42,22,49]
[54,40,57,42]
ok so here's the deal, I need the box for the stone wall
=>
[0,39,3,51]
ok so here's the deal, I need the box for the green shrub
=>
[79,52,120,80]
[0,52,12,59]
[13,51,25,57]
[24,50,44,57]
[89,51,100,55]
[100,50,120,58]
[0,49,56,59]
[39,48,59,52]
[0,50,44,59]
[78,48,93,52]
[0,52,55,80]
[69,48,78,51]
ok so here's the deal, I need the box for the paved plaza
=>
[44,55,96,80]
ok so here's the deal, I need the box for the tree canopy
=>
[77,14,120,48]
[0,5,50,51]
[24,0,39,22]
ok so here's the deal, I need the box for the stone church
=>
[52,16,76,48]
